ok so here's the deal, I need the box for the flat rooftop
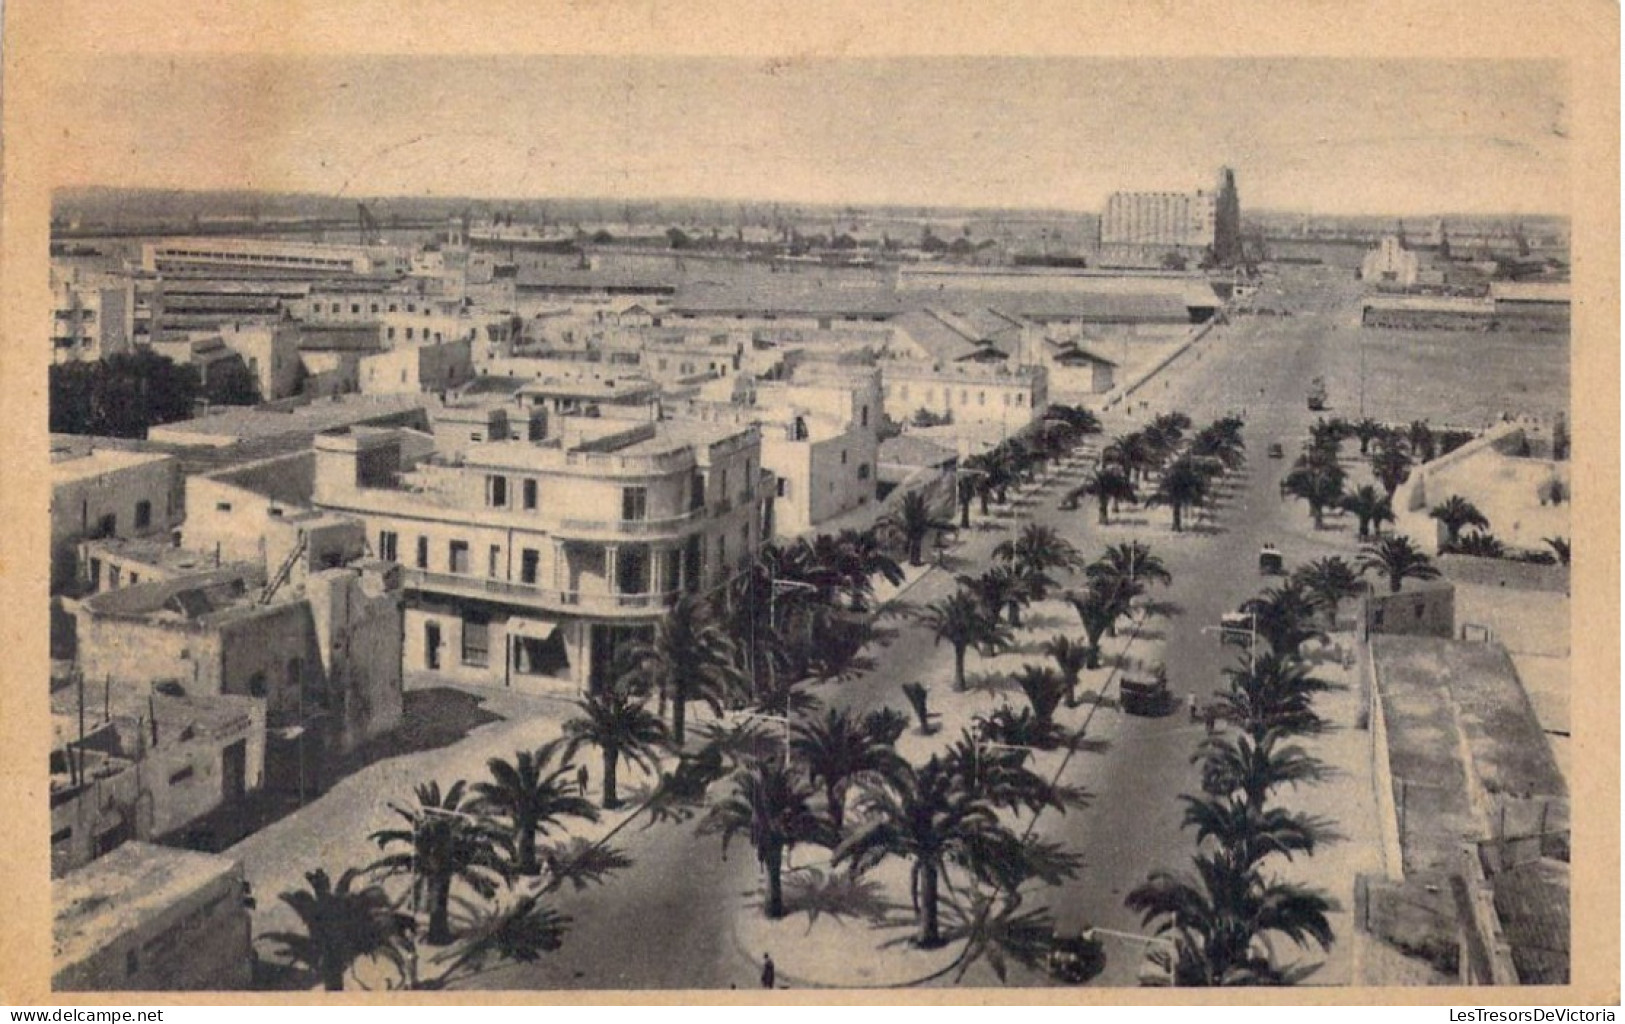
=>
[515,374,660,401]
[54,842,242,972]
[50,443,172,484]
[146,394,428,444]
[1372,635,1567,877]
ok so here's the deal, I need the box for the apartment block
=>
[309,402,767,693]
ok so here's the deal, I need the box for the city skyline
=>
[55,56,1569,218]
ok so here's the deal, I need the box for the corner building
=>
[310,408,768,694]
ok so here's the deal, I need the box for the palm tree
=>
[368,781,507,946]
[1189,426,1246,472]
[1339,484,1394,538]
[1042,634,1091,707]
[1429,495,1490,546]
[618,594,741,747]
[1180,794,1325,873]
[1352,417,1383,455]
[1125,854,1334,986]
[958,565,1028,628]
[1012,664,1069,726]
[472,748,600,878]
[1075,465,1137,524]
[1283,461,1345,530]
[994,522,1081,578]
[1196,730,1326,812]
[1093,540,1173,591]
[1370,439,1413,499]
[887,489,951,566]
[790,707,903,831]
[835,757,1011,948]
[1103,432,1156,484]
[1241,583,1326,657]
[701,758,832,919]
[1065,583,1126,670]
[1357,535,1441,594]
[922,589,1011,690]
[1290,556,1365,623]
[956,472,979,528]
[1216,653,1331,740]
[1408,420,1437,463]
[263,868,410,991]
[554,686,668,809]
[1451,531,1505,558]
[1148,457,1211,532]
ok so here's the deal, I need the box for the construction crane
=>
[357,202,382,246]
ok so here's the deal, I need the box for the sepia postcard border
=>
[0,0,1616,1005]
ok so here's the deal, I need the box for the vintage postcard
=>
[1,0,1617,1006]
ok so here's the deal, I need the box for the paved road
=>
[1021,266,1367,986]
[474,266,1369,990]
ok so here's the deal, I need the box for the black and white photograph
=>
[4,0,1616,1004]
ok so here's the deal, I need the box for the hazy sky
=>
[56,56,1569,216]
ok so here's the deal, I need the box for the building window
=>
[488,475,508,508]
[379,531,398,561]
[134,500,152,530]
[523,479,538,510]
[387,327,396,340]
[520,548,540,585]
[717,534,727,567]
[978,391,986,406]
[351,304,361,314]
[406,328,415,341]
[248,672,267,698]
[449,540,470,574]
[215,502,232,513]
[776,477,789,498]
[416,536,429,569]
[622,486,648,521]
[841,450,848,465]
[858,464,871,480]
[489,545,502,578]
[462,616,490,666]
[861,404,869,427]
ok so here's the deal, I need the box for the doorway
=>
[425,621,442,670]
[221,740,247,804]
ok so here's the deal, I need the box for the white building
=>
[50,442,179,593]
[51,265,136,363]
[308,404,767,694]
[1361,235,1421,287]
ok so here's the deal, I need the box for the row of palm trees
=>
[1125,578,1341,984]
[956,405,1103,525]
[263,745,630,990]
[1067,414,1248,532]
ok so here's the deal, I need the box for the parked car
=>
[1267,442,1284,459]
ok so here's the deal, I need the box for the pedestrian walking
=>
[760,953,776,990]
[1188,693,1199,722]
[576,764,589,796]
[1203,707,1217,734]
